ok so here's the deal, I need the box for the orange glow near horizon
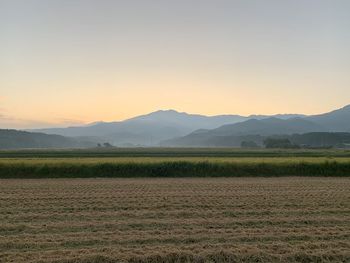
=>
[2,68,348,128]
[1,0,350,128]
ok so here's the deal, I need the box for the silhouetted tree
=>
[103,142,113,148]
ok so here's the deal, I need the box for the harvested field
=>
[0,177,349,262]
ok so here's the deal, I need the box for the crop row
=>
[0,178,349,262]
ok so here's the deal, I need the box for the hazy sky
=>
[1,0,349,128]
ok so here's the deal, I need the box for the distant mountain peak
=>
[150,109,186,115]
[84,121,106,127]
[153,109,179,113]
[125,109,190,123]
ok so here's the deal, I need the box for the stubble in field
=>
[0,177,349,262]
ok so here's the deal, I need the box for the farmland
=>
[1,157,350,178]
[1,148,350,178]
[1,148,350,158]
[0,149,349,262]
[1,177,349,262]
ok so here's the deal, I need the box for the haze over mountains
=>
[0,104,349,149]
[28,111,243,146]
[0,130,95,149]
[164,105,350,147]
[30,110,308,146]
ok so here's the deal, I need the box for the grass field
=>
[1,148,350,158]
[0,149,349,178]
[1,156,350,178]
[0,177,349,262]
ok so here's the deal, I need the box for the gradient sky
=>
[1,0,350,128]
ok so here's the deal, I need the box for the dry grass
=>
[0,177,349,262]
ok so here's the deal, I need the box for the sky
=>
[1,0,350,128]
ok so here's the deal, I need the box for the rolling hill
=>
[161,117,326,147]
[307,105,350,132]
[0,129,95,149]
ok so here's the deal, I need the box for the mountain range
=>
[28,111,309,146]
[1,105,349,149]
[163,105,350,147]
[27,105,350,147]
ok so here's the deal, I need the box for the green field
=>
[1,148,350,158]
[0,148,350,178]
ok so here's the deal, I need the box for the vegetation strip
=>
[1,160,350,178]
[1,148,350,158]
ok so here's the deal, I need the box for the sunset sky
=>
[1,0,350,128]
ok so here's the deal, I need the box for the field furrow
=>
[0,177,349,262]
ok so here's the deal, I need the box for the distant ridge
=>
[0,129,94,149]
[29,110,249,146]
[307,104,350,132]
[28,104,350,146]
[162,117,325,147]
[162,105,350,147]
